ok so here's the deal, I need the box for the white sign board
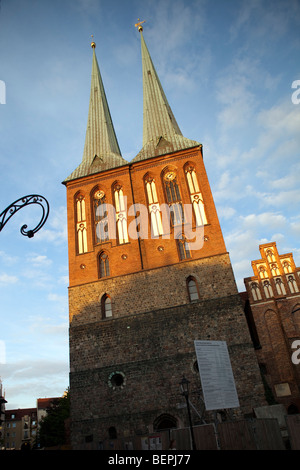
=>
[194,340,239,411]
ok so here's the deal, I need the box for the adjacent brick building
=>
[243,242,300,412]
[64,26,266,449]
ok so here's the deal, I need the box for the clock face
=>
[164,171,176,181]
[95,190,105,200]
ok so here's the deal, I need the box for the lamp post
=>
[180,375,197,450]
[0,195,49,237]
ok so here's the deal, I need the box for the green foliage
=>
[37,391,70,448]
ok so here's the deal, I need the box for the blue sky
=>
[0,0,299,409]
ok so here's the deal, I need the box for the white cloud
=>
[0,273,18,284]
[219,206,237,220]
[0,251,18,266]
[241,212,287,230]
[47,293,68,314]
[271,163,300,189]
[35,206,67,245]
[2,359,69,409]
[27,254,52,267]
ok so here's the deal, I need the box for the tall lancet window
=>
[270,263,280,277]
[287,275,299,294]
[187,276,200,301]
[93,189,109,244]
[258,265,268,279]
[99,252,110,278]
[163,169,183,226]
[250,282,262,301]
[76,194,88,254]
[282,261,292,274]
[185,164,207,226]
[266,249,276,263]
[113,184,129,244]
[101,294,112,319]
[177,235,191,260]
[263,280,273,299]
[275,278,286,296]
[144,175,163,237]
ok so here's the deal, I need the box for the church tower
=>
[64,26,266,450]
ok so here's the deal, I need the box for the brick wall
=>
[243,242,300,410]
[68,252,238,324]
[69,293,266,448]
[66,147,267,449]
[65,147,227,288]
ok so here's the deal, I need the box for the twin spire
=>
[64,24,200,183]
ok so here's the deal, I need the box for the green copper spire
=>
[132,22,200,163]
[64,42,127,183]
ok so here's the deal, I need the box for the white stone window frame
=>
[114,185,129,245]
[145,177,164,237]
[76,195,88,254]
[185,166,207,226]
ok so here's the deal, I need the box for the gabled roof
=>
[64,43,127,183]
[132,27,200,163]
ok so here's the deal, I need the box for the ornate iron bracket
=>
[0,195,49,238]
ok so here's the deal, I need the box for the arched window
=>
[177,235,191,260]
[93,189,109,244]
[275,277,286,296]
[258,265,268,279]
[270,263,280,276]
[283,261,292,273]
[266,249,276,263]
[113,184,128,244]
[163,169,183,226]
[187,277,199,301]
[75,194,88,254]
[99,252,110,278]
[144,175,163,237]
[263,280,273,299]
[251,282,262,301]
[287,275,299,294]
[101,294,112,319]
[185,164,207,226]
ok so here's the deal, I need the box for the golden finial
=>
[135,18,145,32]
[91,34,96,48]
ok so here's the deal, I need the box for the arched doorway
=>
[153,414,177,431]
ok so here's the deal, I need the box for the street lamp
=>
[179,375,197,450]
[0,195,49,237]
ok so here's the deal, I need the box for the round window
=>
[108,371,126,390]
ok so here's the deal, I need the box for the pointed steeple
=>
[132,23,200,163]
[64,42,127,182]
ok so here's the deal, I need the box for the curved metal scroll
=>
[0,195,50,238]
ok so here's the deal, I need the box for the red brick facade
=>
[65,145,266,449]
[66,146,227,290]
[243,242,300,412]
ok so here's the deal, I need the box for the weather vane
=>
[135,18,145,32]
[91,34,96,48]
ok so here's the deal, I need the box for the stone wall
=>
[69,291,266,448]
